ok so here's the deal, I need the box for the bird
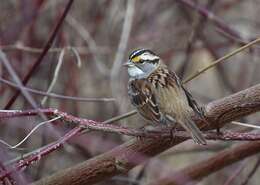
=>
[124,48,207,145]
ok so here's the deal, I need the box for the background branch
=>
[4,0,75,109]
[150,141,260,185]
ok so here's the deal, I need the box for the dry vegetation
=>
[0,0,260,185]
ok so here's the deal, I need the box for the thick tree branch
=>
[31,83,260,185]
[150,141,260,185]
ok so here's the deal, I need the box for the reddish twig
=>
[0,127,83,181]
[1,109,260,141]
[0,108,55,119]
[4,0,75,109]
[0,162,15,185]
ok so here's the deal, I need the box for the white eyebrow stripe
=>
[140,54,159,61]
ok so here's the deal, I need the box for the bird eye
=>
[138,59,144,64]
[131,56,146,64]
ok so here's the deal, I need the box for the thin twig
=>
[110,0,135,78]
[183,37,260,83]
[231,121,260,129]
[0,127,83,181]
[4,0,75,109]
[177,0,248,42]
[178,0,216,79]
[223,160,247,185]
[0,50,46,121]
[0,117,61,149]
[66,15,108,75]
[79,110,138,135]
[70,47,82,67]
[0,44,108,55]
[240,157,260,185]
[0,77,115,102]
[103,110,137,124]
[110,0,135,114]
[199,33,237,92]
[41,48,66,105]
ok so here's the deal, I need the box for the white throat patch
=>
[127,66,144,78]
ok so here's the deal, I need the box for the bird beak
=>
[123,61,132,67]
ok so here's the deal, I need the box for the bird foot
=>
[216,126,223,135]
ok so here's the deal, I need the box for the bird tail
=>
[180,115,207,145]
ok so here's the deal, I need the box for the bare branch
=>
[0,116,61,149]
[240,157,260,185]
[0,50,46,121]
[4,0,75,109]
[0,77,115,102]
[110,0,135,77]
[0,127,83,182]
[176,0,249,42]
[150,141,260,185]
[183,37,260,83]
[41,48,66,105]
[66,15,108,75]
[0,44,108,55]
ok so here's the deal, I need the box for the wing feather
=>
[168,70,204,119]
[128,79,161,123]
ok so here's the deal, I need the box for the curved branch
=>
[176,0,248,42]
[31,84,260,185]
[150,141,260,185]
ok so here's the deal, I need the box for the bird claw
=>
[169,125,178,144]
[216,126,223,136]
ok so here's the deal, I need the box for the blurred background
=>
[1,0,260,184]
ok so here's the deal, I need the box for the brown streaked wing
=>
[168,70,204,118]
[148,67,180,88]
[182,85,205,119]
[128,79,161,123]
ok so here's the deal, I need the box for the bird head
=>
[124,49,160,79]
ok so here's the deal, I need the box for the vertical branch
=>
[110,0,135,78]
[178,0,216,79]
[4,0,75,109]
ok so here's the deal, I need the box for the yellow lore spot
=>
[132,56,140,63]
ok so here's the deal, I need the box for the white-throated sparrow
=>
[124,49,206,145]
